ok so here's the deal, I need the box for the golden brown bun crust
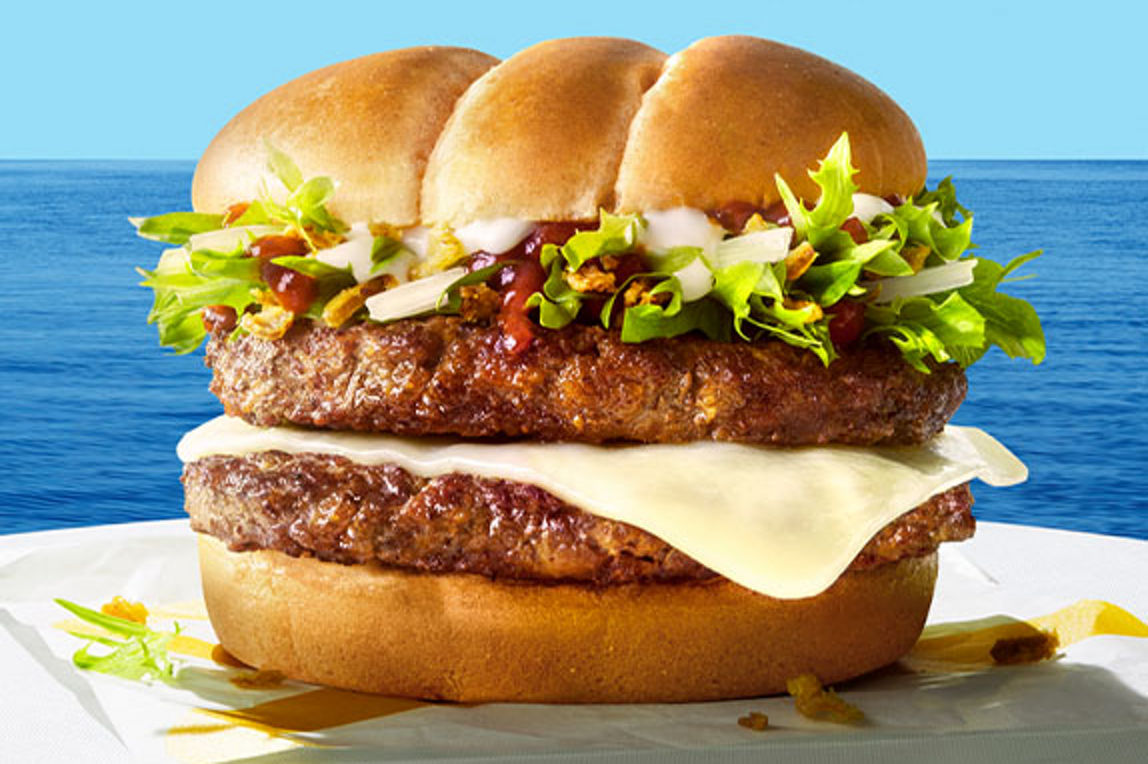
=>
[616,36,927,211]
[198,534,937,703]
[191,47,497,225]
[192,36,926,226]
[422,38,665,223]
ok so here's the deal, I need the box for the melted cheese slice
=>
[179,417,1027,600]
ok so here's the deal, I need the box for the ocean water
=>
[0,160,1145,538]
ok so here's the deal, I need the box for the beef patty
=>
[184,451,975,585]
[205,316,967,446]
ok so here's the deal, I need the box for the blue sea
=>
[0,161,1146,538]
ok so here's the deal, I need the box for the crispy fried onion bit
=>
[737,711,770,731]
[786,673,865,724]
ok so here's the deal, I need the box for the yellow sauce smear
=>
[907,599,1148,672]
[195,689,428,734]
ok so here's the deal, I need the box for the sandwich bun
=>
[199,534,937,703]
[191,36,925,226]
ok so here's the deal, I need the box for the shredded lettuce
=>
[55,599,181,684]
[559,211,642,270]
[775,133,858,253]
[951,251,1046,366]
[526,246,584,329]
[135,146,354,353]
[131,212,223,245]
[137,245,263,353]
[619,278,729,343]
[134,137,1044,371]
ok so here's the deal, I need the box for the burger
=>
[135,36,1044,703]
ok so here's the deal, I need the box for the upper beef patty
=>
[206,316,967,446]
[184,450,975,585]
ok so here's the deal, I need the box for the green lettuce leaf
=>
[882,200,973,263]
[137,246,263,354]
[131,212,223,245]
[953,251,1046,365]
[913,177,972,227]
[710,260,763,338]
[270,255,355,282]
[746,307,835,365]
[558,211,642,270]
[526,254,584,329]
[775,133,858,252]
[371,236,406,271]
[865,292,986,371]
[620,278,729,342]
[646,245,701,275]
[264,138,304,192]
[55,599,180,685]
[800,261,863,307]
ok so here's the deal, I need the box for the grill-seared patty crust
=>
[206,316,968,446]
[184,450,975,585]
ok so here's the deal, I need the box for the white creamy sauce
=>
[640,208,726,301]
[641,207,724,256]
[179,417,1027,600]
[454,218,534,255]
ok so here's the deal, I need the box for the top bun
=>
[192,36,926,227]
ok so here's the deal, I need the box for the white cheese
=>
[179,417,1026,600]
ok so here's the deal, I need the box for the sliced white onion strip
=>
[364,267,466,323]
[851,193,894,224]
[315,223,376,282]
[675,258,714,302]
[713,227,793,267]
[187,225,280,253]
[868,259,978,303]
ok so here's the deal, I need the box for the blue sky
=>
[4,0,1144,159]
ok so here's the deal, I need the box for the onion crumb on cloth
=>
[991,631,1060,665]
[737,711,770,731]
[786,673,866,724]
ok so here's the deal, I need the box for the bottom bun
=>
[198,534,937,703]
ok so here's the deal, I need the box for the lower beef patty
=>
[184,451,975,586]
[206,316,967,446]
